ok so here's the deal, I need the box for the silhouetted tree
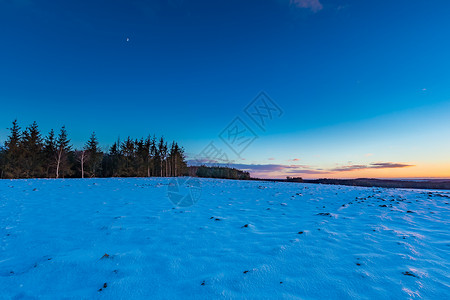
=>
[55,126,72,178]
[21,121,43,178]
[43,129,57,178]
[85,132,102,177]
[3,120,22,178]
[1,120,190,179]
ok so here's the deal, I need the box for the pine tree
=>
[43,129,57,178]
[120,137,135,176]
[21,121,43,178]
[107,140,121,177]
[158,137,167,177]
[144,136,152,177]
[135,138,150,177]
[55,126,72,178]
[0,145,6,179]
[150,135,158,176]
[4,120,22,178]
[85,132,103,177]
[170,142,187,176]
[2,120,190,179]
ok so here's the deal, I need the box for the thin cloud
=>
[332,162,414,172]
[231,163,307,172]
[289,158,301,161]
[290,0,323,12]
[285,169,329,175]
[268,157,276,160]
[187,160,414,178]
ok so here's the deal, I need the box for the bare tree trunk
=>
[56,150,62,179]
[174,156,177,177]
[81,151,86,179]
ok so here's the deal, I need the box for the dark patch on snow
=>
[402,271,417,278]
[98,282,108,291]
[317,213,330,216]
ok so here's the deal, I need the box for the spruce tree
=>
[120,137,135,176]
[150,135,158,176]
[55,126,72,178]
[21,121,43,178]
[158,137,167,177]
[1,120,190,179]
[108,140,121,177]
[85,132,103,177]
[43,129,57,178]
[0,145,6,179]
[4,120,22,178]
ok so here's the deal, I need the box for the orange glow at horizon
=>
[251,163,450,179]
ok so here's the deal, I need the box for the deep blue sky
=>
[1,0,450,178]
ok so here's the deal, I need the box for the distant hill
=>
[303,178,450,190]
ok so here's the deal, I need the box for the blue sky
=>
[1,0,450,178]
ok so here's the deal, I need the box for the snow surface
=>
[1,178,449,299]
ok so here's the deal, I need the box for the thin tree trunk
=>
[56,150,61,179]
[175,156,177,177]
[81,151,85,179]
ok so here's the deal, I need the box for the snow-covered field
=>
[1,178,449,299]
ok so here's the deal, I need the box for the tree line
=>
[191,166,250,180]
[0,120,188,179]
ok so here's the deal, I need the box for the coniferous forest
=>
[0,120,188,179]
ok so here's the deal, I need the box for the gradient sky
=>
[1,0,450,179]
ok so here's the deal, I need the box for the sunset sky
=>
[1,0,450,178]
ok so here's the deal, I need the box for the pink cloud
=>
[268,157,276,160]
[289,158,301,162]
[290,0,323,12]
